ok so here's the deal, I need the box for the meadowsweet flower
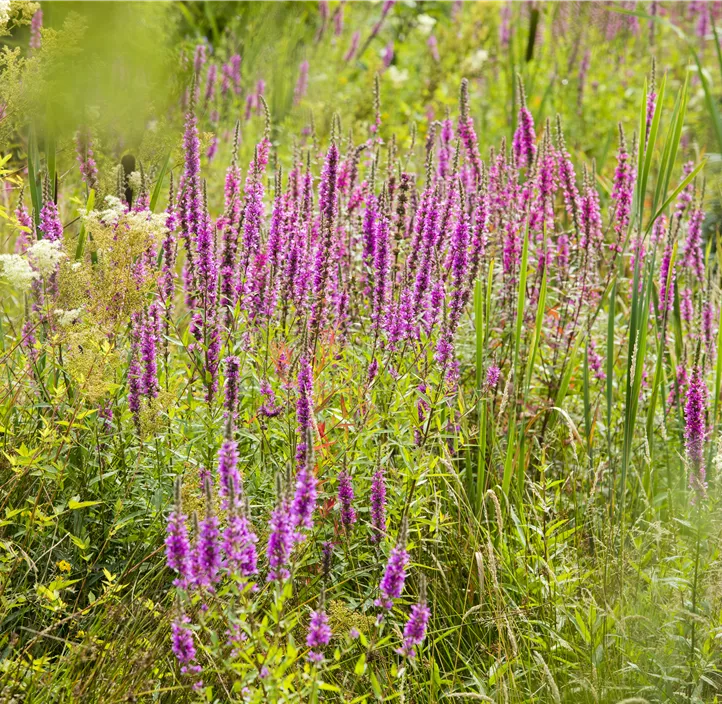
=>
[338,471,356,528]
[0,254,37,291]
[370,468,387,543]
[306,607,332,662]
[0,1,10,31]
[28,239,65,277]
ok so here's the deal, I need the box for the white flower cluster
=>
[54,308,84,327]
[28,239,66,277]
[0,0,11,29]
[0,253,37,292]
[89,195,127,225]
[127,171,143,194]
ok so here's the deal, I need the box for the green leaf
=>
[68,499,101,510]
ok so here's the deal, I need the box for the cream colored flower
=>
[28,239,66,277]
[0,253,37,291]
[417,13,436,36]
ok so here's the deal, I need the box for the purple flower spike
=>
[223,502,258,580]
[306,607,332,662]
[370,469,387,544]
[685,364,708,495]
[396,593,430,659]
[217,439,241,508]
[512,77,537,169]
[195,483,222,589]
[375,523,410,610]
[165,480,193,588]
[267,495,293,582]
[338,470,356,528]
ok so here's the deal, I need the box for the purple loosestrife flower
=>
[217,439,241,508]
[291,459,318,542]
[338,471,356,528]
[309,141,339,336]
[370,468,387,543]
[610,125,635,253]
[193,44,207,76]
[438,117,454,181]
[223,499,258,579]
[372,210,391,333]
[160,177,178,308]
[267,494,293,582]
[458,79,483,183]
[224,356,240,423]
[375,521,410,610]
[681,287,694,323]
[368,0,395,44]
[29,8,42,51]
[172,614,196,666]
[577,50,590,109]
[128,317,143,424]
[259,379,282,417]
[512,78,537,169]
[428,34,440,63]
[685,364,708,493]
[140,305,160,399]
[659,230,675,314]
[334,2,344,34]
[499,1,512,48]
[704,300,716,358]
[180,104,203,304]
[294,60,309,105]
[165,480,193,588]
[204,64,217,105]
[306,607,332,663]
[382,41,394,69]
[39,197,63,243]
[684,197,705,282]
[344,30,360,62]
[396,588,430,659]
[15,198,33,253]
[486,365,501,389]
[579,168,602,251]
[436,204,470,368]
[295,355,314,467]
[555,118,581,234]
[195,481,222,589]
[76,128,98,191]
